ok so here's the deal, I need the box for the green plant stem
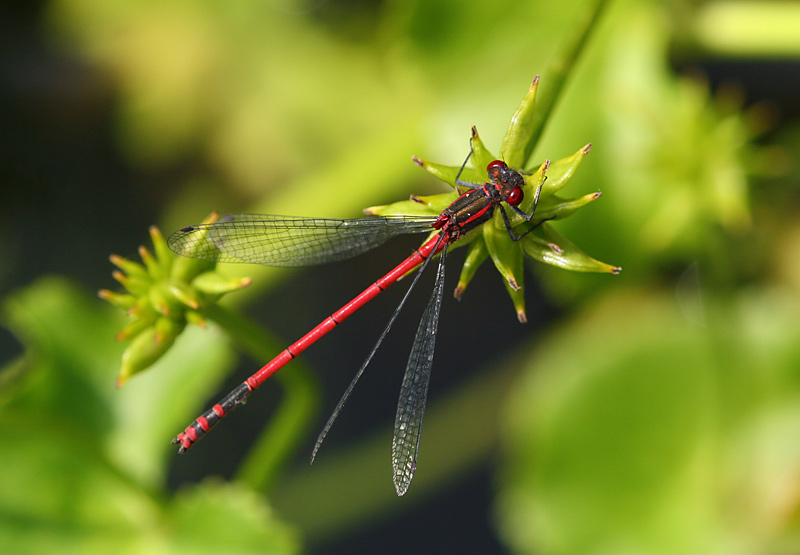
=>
[235,362,319,493]
[201,302,321,493]
[523,0,608,165]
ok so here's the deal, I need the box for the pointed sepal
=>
[535,191,604,221]
[454,240,489,300]
[192,272,252,295]
[410,156,471,188]
[500,75,540,169]
[522,224,621,274]
[541,143,592,197]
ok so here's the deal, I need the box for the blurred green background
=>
[2,0,800,553]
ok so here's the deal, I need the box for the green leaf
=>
[169,480,299,553]
[2,277,123,429]
[0,277,266,552]
[497,288,800,553]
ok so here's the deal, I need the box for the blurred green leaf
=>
[2,277,124,437]
[691,1,800,57]
[0,277,298,552]
[497,287,800,553]
[169,480,299,553]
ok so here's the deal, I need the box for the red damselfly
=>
[168,145,547,495]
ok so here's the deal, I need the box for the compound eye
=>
[487,160,507,171]
[507,186,524,206]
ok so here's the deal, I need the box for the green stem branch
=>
[523,0,608,164]
[201,302,321,493]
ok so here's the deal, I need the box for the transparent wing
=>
[167,214,434,267]
[392,246,447,496]
[310,234,448,468]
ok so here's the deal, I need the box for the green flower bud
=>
[401,78,620,318]
[102,212,251,384]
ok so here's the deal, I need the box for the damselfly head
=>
[487,160,525,206]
